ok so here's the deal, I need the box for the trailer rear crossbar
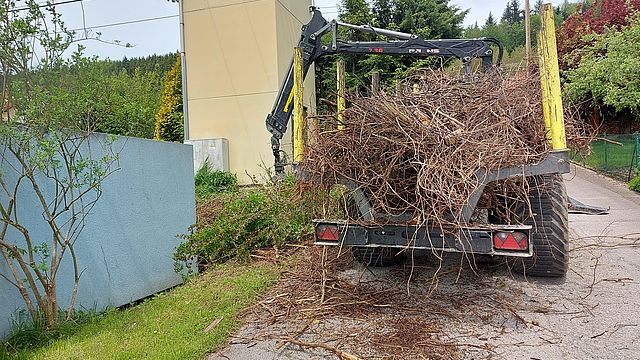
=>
[314,220,534,257]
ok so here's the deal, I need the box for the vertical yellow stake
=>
[337,60,346,130]
[537,36,551,135]
[538,3,566,150]
[293,47,304,163]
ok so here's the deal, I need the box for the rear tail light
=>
[493,231,528,251]
[316,224,339,241]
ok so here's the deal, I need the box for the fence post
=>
[628,133,639,181]
[371,71,380,94]
[337,60,346,130]
[604,134,609,172]
[633,132,640,169]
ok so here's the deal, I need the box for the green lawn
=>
[574,136,638,172]
[2,262,279,360]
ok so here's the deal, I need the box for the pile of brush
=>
[301,69,588,229]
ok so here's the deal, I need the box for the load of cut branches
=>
[300,69,589,230]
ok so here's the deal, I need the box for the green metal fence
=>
[572,133,640,181]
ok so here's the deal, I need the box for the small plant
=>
[1,309,98,356]
[629,175,640,192]
[194,162,238,197]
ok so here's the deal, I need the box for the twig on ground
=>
[278,337,361,360]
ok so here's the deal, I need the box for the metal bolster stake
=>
[337,59,346,131]
[293,47,304,164]
[539,3,567,150]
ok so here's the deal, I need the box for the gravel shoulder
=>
[210,165,640,360]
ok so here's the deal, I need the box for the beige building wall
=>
[182,0,315,183]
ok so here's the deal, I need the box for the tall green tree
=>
[339,0,373,33]
[533,0,545,14]
[502,0,523,25]
[372,0,393,28]
[485,11,497,26]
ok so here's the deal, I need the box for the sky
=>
[26,0,565,61]
[24,0,181,60]
[313,0,566,25]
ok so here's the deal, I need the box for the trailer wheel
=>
[517,174,569,277]
[352,247,403,267]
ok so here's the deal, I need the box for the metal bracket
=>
[461,149,571,222]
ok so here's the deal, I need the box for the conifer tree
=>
[155,56,184,142]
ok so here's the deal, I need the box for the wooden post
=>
[395,79,402,96]
[371,71,380,94]
[538,3,566,150]
[525,0,532,64]
[293,47,304,163]
[337,60,346,130]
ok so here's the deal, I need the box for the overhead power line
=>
[9,0,84,12]
[68,14,179,33]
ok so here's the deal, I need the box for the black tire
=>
[351,247,403,267]
[517,174,569,277]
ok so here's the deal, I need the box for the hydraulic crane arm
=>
[266,8,504,175]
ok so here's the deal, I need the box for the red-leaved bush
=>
[558,0,640,68]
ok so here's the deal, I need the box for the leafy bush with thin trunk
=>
[0,1,119,329]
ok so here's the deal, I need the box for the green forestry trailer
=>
[265,6,570,277]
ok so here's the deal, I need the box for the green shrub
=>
[175,180,324,269]
[629,175,640,192]
[194,162,238,197]
[154,55,184,142]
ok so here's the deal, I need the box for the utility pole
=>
[525,0,532,65]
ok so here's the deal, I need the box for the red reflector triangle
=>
[318,226,339,241]
[501,233,521,250]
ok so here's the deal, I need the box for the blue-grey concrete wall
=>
[0,134,195,337]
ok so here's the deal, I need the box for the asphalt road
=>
[454,165,640,359]
[210,165,640,360]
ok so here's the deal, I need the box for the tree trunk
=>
[44,282,58,328]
